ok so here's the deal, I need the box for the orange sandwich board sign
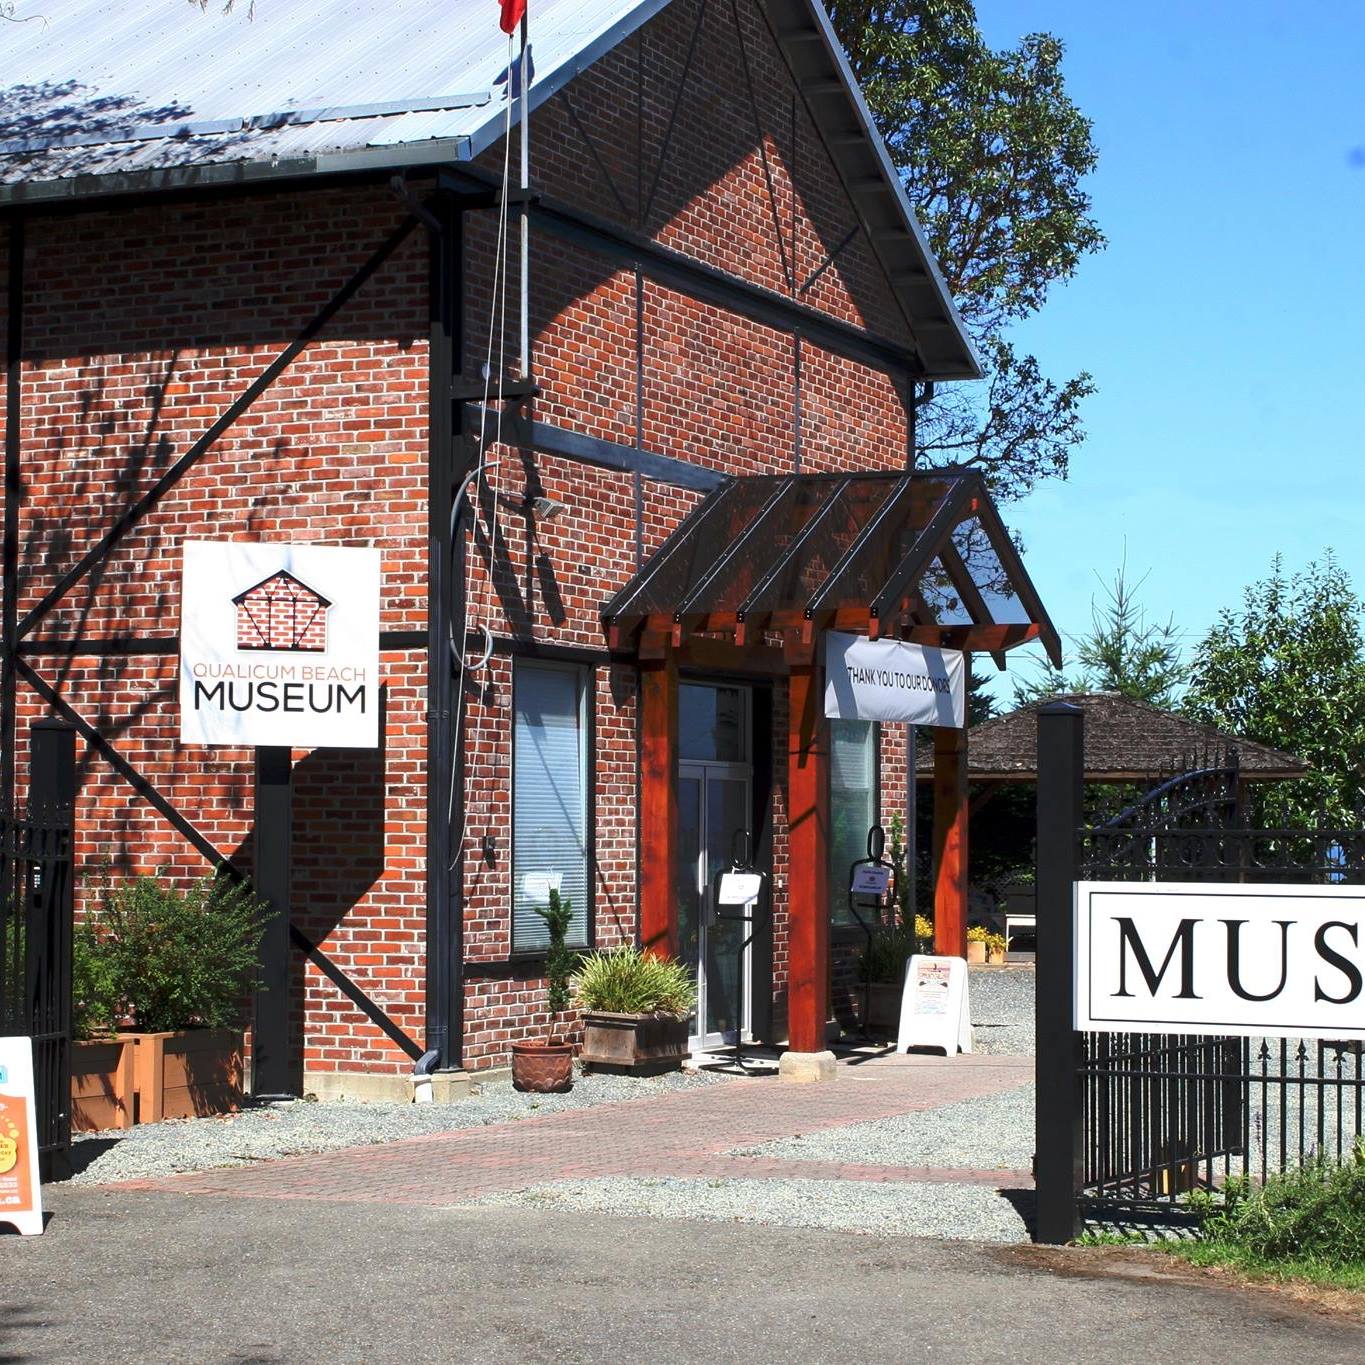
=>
[0,1037,44,1235]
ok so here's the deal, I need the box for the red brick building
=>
[0,0,1057,1093]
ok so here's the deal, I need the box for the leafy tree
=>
[1184,554,1365,827]
[826,0,1103,500]
[1013,558,1184,707]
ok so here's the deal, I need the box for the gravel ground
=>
[968,964,1035,1055]
[735,1081,1035,1171]
[67,1067,725,1185]
[471,1174,1033,1242]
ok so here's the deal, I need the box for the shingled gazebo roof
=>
[915,692,1308,784]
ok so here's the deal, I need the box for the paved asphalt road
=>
[4,1186,1363,1364]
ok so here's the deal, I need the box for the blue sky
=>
[969,1,1364,704]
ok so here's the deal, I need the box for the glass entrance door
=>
[677,684,754,1052]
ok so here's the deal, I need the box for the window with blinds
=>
[830,718,878,925]
[512,661,590,952]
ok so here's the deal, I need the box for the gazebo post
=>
[639,647,679,960]
[780,651,835,1082]
[932,723,969,958]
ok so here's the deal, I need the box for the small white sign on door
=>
[522,871,564,903]
[896,955,972,1056]
[0,1037,44,1236]
[717,872,763,906]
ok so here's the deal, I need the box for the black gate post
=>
[1035,701,1085,1243]
[29,717,75,1177]
[252,746,294,1097]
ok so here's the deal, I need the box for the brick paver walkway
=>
[123,1052,1033,1206]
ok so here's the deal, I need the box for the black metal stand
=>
[711,830,768,1070]
[253,746,295,1099]
[845,825,898,1042]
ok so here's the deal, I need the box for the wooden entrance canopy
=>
[603,468,1062,666]
[603,468,1059,1065]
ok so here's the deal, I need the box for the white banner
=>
[1076,880,1365,1040]
[180,541,380,749]
[823,632,965,727]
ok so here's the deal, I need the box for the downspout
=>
[904,379,934,917]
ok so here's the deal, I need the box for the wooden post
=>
[639,650,678,960]
[785,657,830,1057]
[932,725,968,958]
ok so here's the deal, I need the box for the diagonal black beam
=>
[16,658,424,1063]
[798,225,857,297]
[806,475,916,615]
[16,215,420,643]
[641,0,709,226]
[674,477,794,618]
[939,539,1006,669]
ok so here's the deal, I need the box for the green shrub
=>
[575,945,696,1017]
[858,917,932,984]
[1195,1150,1365,1271]
[78,871,270,1034]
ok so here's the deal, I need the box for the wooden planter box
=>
[70,1037,136,1133]
[856,982,903,1034]
[580,1012,689,1074]
[129,1028,245,1123]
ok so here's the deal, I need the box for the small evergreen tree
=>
[533,888,577,1038]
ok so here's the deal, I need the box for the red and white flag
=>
[498,0,526,34]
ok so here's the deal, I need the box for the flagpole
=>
[518,7,530,379]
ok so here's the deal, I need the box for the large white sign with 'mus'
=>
[823,632,965,727]
[180,541,380,749]
[1076,881,1365,1040]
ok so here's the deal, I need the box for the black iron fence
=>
[1034,702,1365,1240]
[0,802,74,1169]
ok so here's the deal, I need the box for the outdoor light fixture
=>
[529,495,568,521]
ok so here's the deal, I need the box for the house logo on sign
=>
[233,571,332,653]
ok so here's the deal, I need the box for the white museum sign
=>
[1076,880,1365,1040]
[824,632,965,727]
[180,541,380,749]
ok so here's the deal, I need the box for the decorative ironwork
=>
[1076,746,1365,1214]
[0,804,74,1165]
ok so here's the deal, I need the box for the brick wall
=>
[1,0,920,1074]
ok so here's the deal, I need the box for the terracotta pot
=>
[580,1012,688,1074]
[986,946,1006,965]
[510,1041,575,1093]
[966,940,987,964]
[70,1037,135,1133]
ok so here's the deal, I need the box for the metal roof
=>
[0,0,977,379]
[602,468,1059,662]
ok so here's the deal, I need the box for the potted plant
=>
[69,924,134,1132]
[985,930,1008,965]
[510,889,578,1094]
[576,945,696,1074]
[966,923,989,964]
[73,870,269,1125]
[857,914,932,1032]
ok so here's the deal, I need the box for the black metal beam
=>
[443,166,923,379]
[939,539,1006,670]
[251,747,294,1097]
[425,192,462,1071]
[468,406,725,492]
[2,217,22,816]
[973,494,1064,668]
[15,215,420,644]
[865,477,974,622]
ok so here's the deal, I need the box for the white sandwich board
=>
[896,955,973,1056]
[0,1037,44,1236]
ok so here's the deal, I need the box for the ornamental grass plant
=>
[858,915,933,984]
[574,944,696,1018]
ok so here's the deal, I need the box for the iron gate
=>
[1034,702,1365,1240]
[0,802,74,1170]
